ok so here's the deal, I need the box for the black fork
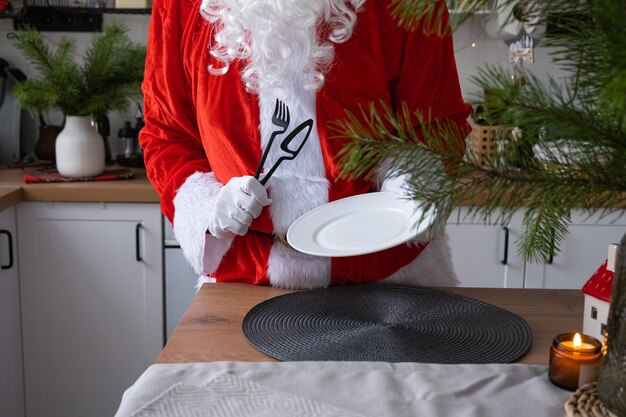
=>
[254,99,290,180]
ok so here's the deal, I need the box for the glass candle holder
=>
[549,332,602,391]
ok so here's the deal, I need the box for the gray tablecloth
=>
[115,362,571,417]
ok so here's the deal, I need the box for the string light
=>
[471,42,477,48]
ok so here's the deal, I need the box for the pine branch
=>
[389,0,451,34]
[389,0,494,34]
[12,80,59,113]
[520,203,571,264]
[333,95,626,261]
[83,21,125,86]
[13,26,56,79]
[471,67,626,192]
[11,22,145,116]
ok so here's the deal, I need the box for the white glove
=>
[207,176,272,240]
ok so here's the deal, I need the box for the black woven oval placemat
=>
[242,285,532,363]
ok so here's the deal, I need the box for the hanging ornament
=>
[506,30,535,64]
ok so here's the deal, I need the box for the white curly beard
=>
[199,0,365,92]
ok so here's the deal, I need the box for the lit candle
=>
[549,332,602,391]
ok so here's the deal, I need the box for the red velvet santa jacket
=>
[141,0,471,288]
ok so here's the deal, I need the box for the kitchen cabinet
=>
[0,205,24,417]
[18,202,163,417]
[525,210,626,289]
[448,208,626,289]
[447,208,525,288]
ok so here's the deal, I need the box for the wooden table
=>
[158,283,584,366]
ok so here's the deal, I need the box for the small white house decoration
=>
[582,244,618,344]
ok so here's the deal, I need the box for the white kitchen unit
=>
[18,202,163,417]
[0,205,25,417]
[525,210,626,289]
[448,208,626,289]
[447,208,525,288]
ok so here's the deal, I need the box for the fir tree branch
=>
[333,94,626,261]
[12,80,59,113]
[11,22,145,117]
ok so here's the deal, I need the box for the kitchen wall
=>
[0,11,569,160]
[453,14,569,101]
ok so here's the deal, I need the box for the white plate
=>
[286,192,436,257]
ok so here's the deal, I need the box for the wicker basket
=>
[468,125,520,168]
[469,125,502,167]
[565,382,618,417]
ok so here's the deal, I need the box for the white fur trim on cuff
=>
[173,172,232,276]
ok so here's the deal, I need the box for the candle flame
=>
[574,333,582,349]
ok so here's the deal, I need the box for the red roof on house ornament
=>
[582,260,613,303]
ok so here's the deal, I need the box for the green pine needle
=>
[11,21,146,117]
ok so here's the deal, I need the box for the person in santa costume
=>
[140,0,472,289]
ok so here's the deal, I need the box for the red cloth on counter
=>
[24,168,135,183]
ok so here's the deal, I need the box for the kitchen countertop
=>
[0,167,159,206]
[0,186,23,211]
[158,283,584,366]
[0,166,623,208]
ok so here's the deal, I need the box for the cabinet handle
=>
[501,226,509,265]
[547,230,555,265]
[135,223,143,262]
[0,230,14,270]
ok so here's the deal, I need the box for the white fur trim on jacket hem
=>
[378,167,458,286]
[196,275,217,291]
[267,242,332,289]
[381,233,459,287]
[263,174,331,288]
[173,171,232,276]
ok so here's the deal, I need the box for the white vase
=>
[55,115,105,178]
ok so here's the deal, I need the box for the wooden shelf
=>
[11,5,150,31]
[45,6,151,14]
[2,5,150,19]
[0,7,26,19]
